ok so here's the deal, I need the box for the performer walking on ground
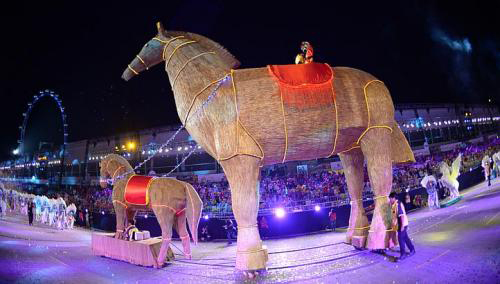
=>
[28,201,34,226]
[421,171,439,210]
[482,155,493,187]
[328,209,337,231]
[389,192,415,260]
[259,216,269,239]
[224,219,236,245]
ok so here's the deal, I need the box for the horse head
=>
[100,154,134,188]
[122,22,171,81]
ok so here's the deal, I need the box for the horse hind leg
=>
[360,128,393,250]
[152,206,174,268]
[176,213,192,259]
[339,148,369,247]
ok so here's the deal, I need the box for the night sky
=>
[0,1,498,160]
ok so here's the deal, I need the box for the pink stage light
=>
[275,208,286,218]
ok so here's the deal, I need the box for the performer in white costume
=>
[481,155,493,186]
[66,203,76,229]
[34,196,42,222]
[439,153,462,200]
[49,199,57,226]
[56,197,67,230]
[493,151,500,179]
[421,172,439,209]
[41,196,50,224]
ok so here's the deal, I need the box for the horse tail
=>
[184,182,203,245]
[391,120,415,164]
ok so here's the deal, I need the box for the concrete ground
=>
[0,180,499,283]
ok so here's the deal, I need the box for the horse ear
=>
[156,22,166,35]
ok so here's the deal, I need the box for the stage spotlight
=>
[203,215,209,220]
[144,214,148,219]
[101,211,105,215]
[314,205,321,212]
[275,207,286,218]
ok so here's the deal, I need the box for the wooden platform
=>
[91,232,174,268]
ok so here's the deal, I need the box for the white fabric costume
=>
[66,203,76,229]
[56,198,67,230]
[482,155,492,181]
[493,152,500,178]
[439,153,462,200]
[421,174,439,209]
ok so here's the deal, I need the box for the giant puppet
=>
[122,23,415,274]
[98,154,203,267]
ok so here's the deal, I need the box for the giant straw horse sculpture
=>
[122,23,415,274]
[99,154,203,267]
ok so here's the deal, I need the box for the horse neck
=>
[164,41,231,123]
[107,159,132,179]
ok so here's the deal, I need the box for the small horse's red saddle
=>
[125,175,155,206]
[267,62,333,86]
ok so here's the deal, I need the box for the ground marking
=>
[415,249,450,269]
[485,211,500,225]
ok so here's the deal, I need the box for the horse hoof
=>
[242,270,260,279]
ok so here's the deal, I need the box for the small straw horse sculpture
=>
[99,154,203,267]
[122,23,415,274]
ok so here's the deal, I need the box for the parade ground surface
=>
[1,181,499,283]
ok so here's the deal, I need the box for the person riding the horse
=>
[295,41,314,64]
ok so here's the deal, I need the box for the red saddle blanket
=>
[267,62,333,86]
[125,175,155,206]
[266,62,336,162]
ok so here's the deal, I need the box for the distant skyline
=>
[1,1,498,160]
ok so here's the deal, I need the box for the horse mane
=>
[104,154,133,172]
[167,31,241,69]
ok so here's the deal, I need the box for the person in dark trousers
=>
[224,219,236,244]
[328,209,337,231]
[389,192,415,260]
[259,216,269,239]
[28,201,34,226]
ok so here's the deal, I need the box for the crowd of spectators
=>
[191,139,499,214]
[10,139,498,219]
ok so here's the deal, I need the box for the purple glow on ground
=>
[0,180,498,283]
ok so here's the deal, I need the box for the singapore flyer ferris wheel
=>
[16,89,68,161]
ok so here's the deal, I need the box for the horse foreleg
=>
[176,213,191,259]
[221,155,268,272]
[152,207,174,267]
[113,201,126,239]
[339,148,369,246]
[360,128,393,250]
